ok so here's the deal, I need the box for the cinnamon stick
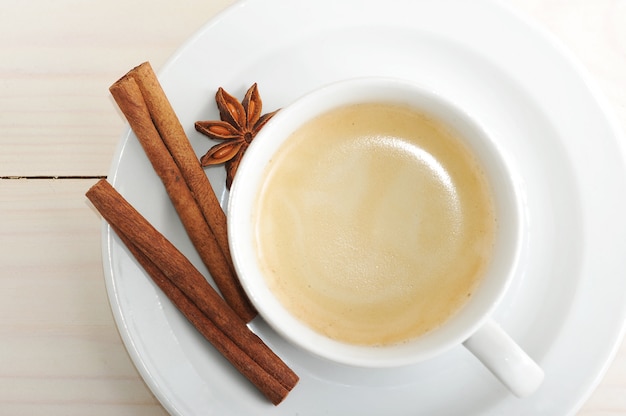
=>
[86,179,298,405]
[128,62,232,266]
[109,68,256,322]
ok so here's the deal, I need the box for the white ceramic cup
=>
[228,78,544,397]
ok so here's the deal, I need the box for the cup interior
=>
[228,77,522,367]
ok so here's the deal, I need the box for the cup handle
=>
[462,319,544,397]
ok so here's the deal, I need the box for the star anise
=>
[195,83,278,189]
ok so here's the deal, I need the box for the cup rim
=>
[228,77,523,367]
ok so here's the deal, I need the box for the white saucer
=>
[103,0,626,414]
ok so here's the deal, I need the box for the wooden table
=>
[1,1,624,414]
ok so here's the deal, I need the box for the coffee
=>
[253,103,496,346]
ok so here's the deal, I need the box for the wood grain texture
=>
[0,0,624,414]
[0,179,168,415]
[0,0,236,177]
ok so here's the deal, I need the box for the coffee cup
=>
[227,78,544,397]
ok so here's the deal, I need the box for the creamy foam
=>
[253,103,496,346]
